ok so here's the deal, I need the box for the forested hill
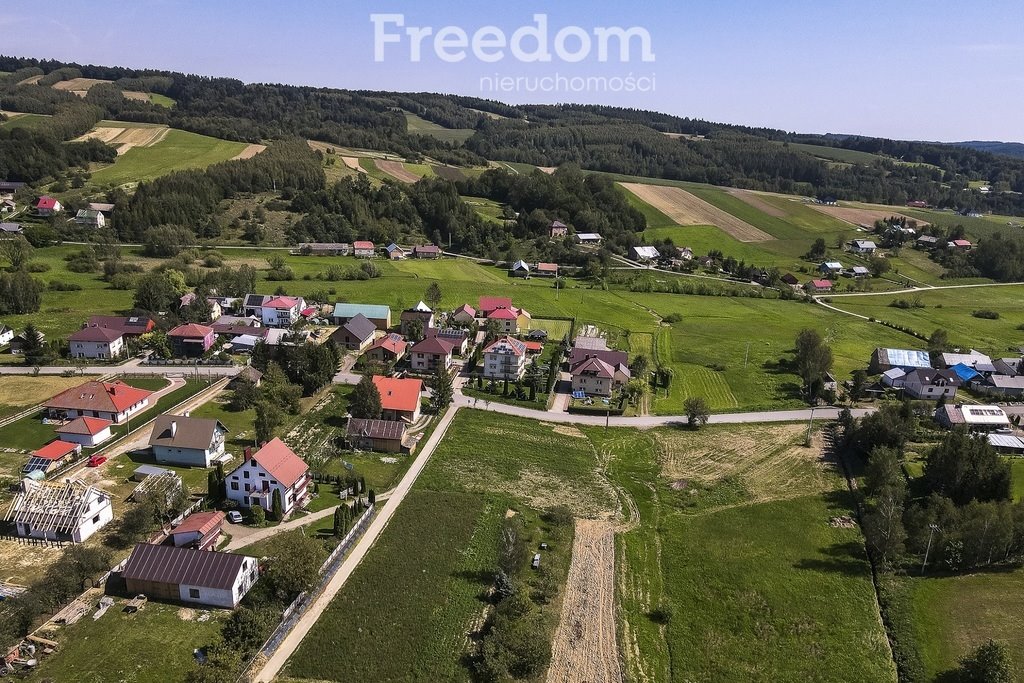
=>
[954,141,1024,159]
[3,53,1024,215]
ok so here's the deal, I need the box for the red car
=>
[87,455,107,467]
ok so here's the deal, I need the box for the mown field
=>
[825,284,1024,355]
[89,127,247,186]
[404,111,475,144]
[285,410,580,682]
[605,423,896,682]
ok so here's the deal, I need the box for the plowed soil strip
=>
[726,188,788,218]
[809,203,929,227]
[342,156,366,173]
[619,182,774,242]
[232,143,267,160]
[546,519,622,683]
[375,159,419,183]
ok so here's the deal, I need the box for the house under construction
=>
[4,479,113,544]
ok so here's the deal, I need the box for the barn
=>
[121,543,259,608]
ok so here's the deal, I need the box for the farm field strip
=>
[809,202,928,228]
[232,143,266,160]
[725,188,788,218]
[619,182,773,242]
[374,159,420,182]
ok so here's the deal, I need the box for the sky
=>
[3,0,1023,142]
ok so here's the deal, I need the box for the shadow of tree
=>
[793,541,869,577]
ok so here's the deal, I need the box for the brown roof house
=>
[409,335,455,373]
[400,302,435,336]
[330,313,377,352]
[149,414,229,468]
[345,418,413,453]
[121,542,259,608]
[571,357,631,397]
[364,333,408,365]
[168,511,226,551]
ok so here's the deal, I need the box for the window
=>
[92,515,100,524]
[243,470,250,479]
[231,482,239,491]
[259,472,266,477]
[189,588,200,599]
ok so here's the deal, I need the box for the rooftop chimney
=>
[170,421,177,438]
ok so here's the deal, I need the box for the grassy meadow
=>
[89,127,247,186]
[403,111,475,144]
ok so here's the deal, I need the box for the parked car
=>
[87,455,107,467]
[226,511,243,523]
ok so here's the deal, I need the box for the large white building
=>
[225,438,310,516]
[483,336,528,380]
[44,380,152,424]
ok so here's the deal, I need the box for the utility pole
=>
[805,406,815,446]
[921,524,940,575]
[744,342,750,368]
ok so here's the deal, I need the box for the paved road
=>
[454,393,872,427]
[0,363,241,377]
[252,403,461,683]
[224,502,340,551]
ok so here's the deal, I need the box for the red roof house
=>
[35,196,63,215]
[478,297,513,316]
[45,380,153,423]
[55,416,114,447]
[372,376,423,423]
[168,323,216,357]
[805,279,833,292]
[169,511,226,551]
[225,438,311,516]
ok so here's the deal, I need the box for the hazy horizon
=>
[3,0,1023,143]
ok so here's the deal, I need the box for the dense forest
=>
[4,52,1024,217]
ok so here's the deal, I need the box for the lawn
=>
[0,374,100,418]
[601,423,896,682]
[284,410,585,682]
[27,599,226,683]
[1009,457,1024,502]
[88,128,247,187]
[824,284,1024,355]
[148,92,176,107]
[404,111,475,144]
[775,141,889,165]
[0,112,51,131]
[891,570,1024,680]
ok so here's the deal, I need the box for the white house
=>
[258,296,304,327]
[122,543,259,609]
[630,246,661,262]
[353,240,376,258]
[225,438,310,516]
[149,414,229,467]
[55,416,114,447]
[0,325,14,347]
[6,479,113,543]
[571,356,631,397]
[850,239,877,254]
[44,380,153,424]
[74,209,106,229]
[574,233,603,245]
[68,326,124,360]
[483,336,528,381]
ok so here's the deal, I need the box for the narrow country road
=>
[251,403,461,683]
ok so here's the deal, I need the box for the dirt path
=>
[546,519,622,683]
[232,143,267,160]
[618,182,773,242]
[374,159,419,183]
[726,188,788,218]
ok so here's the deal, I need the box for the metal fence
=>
[242,504,376,679]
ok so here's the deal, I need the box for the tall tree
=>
[0,235,34,270]
[349,374,383,419]
[923,430,1011,505]
[793,328,833,400]
[684,397,710,429]
[424,282,442,310]
[432,364,454,412]
[254,400,283,443]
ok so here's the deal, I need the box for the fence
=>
[241,503,376,680]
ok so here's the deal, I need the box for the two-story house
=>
[225,438,310,516]
[409,336,455,373]
[259,296,303,327]
[903,368,961,400]
[68,326,124,360]
[149,414,229,467]
[483,336,528,381]
[571,357,631,397]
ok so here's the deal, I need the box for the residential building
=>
[23,440,82,477]
[400,302,435,335]
[939,350,991,369]
[353,240,375,258]
[903,368,960,399]
[510,260,531,278]
[849,239,877,254]
[819,261,844,275]
[451,304,476,325]
[574,232,602,244]
[87,202,114,216]
[935,404,1010,432]
[804,279,833,293]
[332,303,391,330]
[330,313,377,351]
[0,325,12,347]
[948,239,973,250]
[5,479,112,543]
[44,380,152,424]
[0,221,22,234]
[9,329,45,354]
[149,414,229,467]
[122,543,259,608]
[364,333,407,364]
[168,511,226,551]
[225,438,311,516]
[549,220,568,238]
[916,235,939,249]
[68,326,124,360]
[385,243,406,260]
[258,296,303,327]
[869,348,933,373]
[478,297,513,317]
[409,336,455,373]
[84,315,155,337]
[74,208,106,228]
[412,244,441,259]
[487,307,519,335]
[483,336,528,380]
[345,418,412,453]
[848,266,870,278]
[372,376,423,423]
[168,323,216,357]
[985,374,1024,396]
[425,327,469,355]
[630,246,661,262]
[568,336,629,369]
[55,416,113,448]
[535,262,558,277]
[571,356,630,397]
[35,196,62,215]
